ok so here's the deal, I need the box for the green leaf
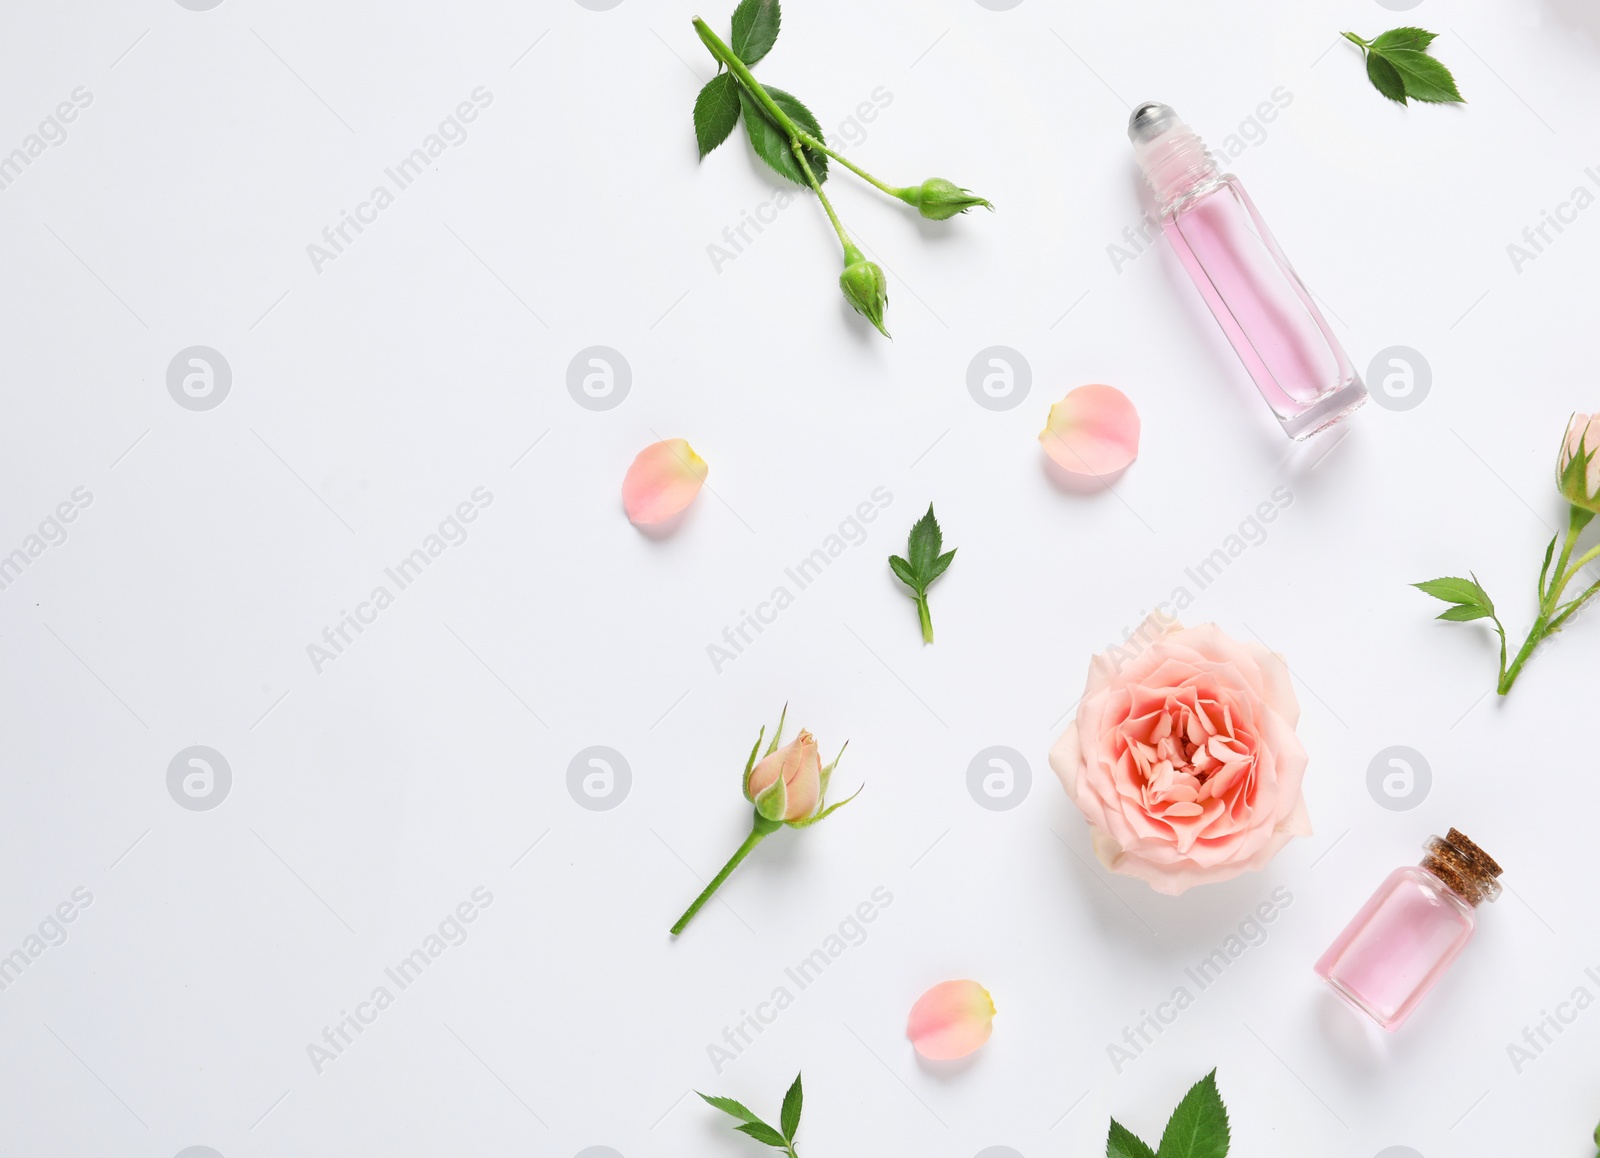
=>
[698,1093,763,1125]
[734,1121,790,1148]
[1371,25,1437,51]
[730,0,781,66]
[779,1072,802,1140]
[1538,534,1557,602]
[907,504,942,575]
[1366,52,1407,104]
[1412,576,1494,616]
[1108,1119,1159,1158]
[1420,575,1491,610]
[694,73,741,158]
[738,85,826,185]
[1415,574,1503,627]
[1437,604,1492,622]
[1355,26,1464,104]
[889,505,954,642]
[1156,1070,1230,1158]
[1380,47,1463,103]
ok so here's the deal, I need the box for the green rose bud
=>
[897,177,993,221]
[839,245,890,338]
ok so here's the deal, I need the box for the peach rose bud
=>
[1558,412,1600,513]
[906,980,995,1060]
[746,731,822,823]
[622,438,708,525]
[1039,384,1140,476]
[670,706,859,936]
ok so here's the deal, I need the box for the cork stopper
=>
[1421,828,1502,906]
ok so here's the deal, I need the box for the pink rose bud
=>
[1557,412,1600,513]
[907,980,995,1060]
[669,706,859,937]
[622,438,708,526]
[745,731,822,823]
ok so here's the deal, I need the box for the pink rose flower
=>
[1050,615,1311,895]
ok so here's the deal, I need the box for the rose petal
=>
[622,439,708,525]
[907,980,995,1060]
[1038,384,1140,476]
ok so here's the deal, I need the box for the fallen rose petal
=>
[1039,384,1140,476]
[622,439,708,525]
[907,979,995,1060]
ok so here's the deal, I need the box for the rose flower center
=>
[1125,693,1254,820]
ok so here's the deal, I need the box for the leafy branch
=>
[1416,504,1600,695]
[1343,27,1463,105]
[691,0,990,337]
[700,1072,805,1158]
[889,504,956,643]
[1108,1069,1230,1158]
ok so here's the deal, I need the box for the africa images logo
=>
[167,346,232,411]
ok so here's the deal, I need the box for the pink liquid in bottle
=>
[1130,103,1367,440]
[1315,830,1502,1031]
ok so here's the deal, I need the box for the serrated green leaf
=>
[1366,52,1407,103]
[779,1072,802,1140]
[1353,26,1463,104]
[1156,1070,1230,1158]
[1371,25,1437,51]
[1437,604,1493,622]
[735,1121,789,1148]
[1413,576,1493,613]
[730,0,781,66]
[1380,46,1463,103]
[890,505,954,642]
[907,504,942,574]
[699,1093,763,1124]
[739,87,832,185]
[1108,1119,1159,1158]
[737,85,827,185]
[694,73,741,158]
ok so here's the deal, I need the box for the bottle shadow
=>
[1545,0,1600,42]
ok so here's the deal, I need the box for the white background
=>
[2,0,1599,1155]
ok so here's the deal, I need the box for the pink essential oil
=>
[1129,102,1368,440]
[1315,829,1502,1031]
